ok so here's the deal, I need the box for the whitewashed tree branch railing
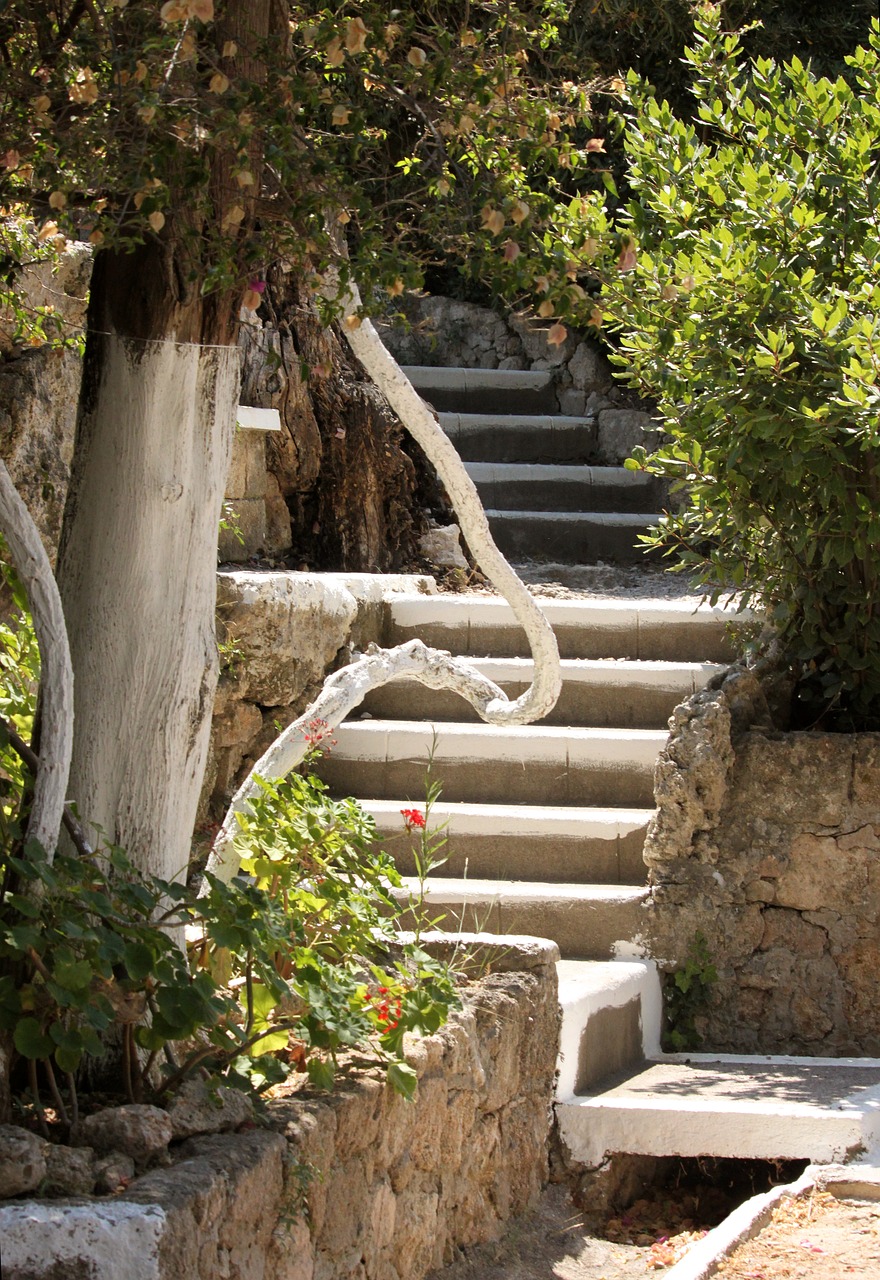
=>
[0,459,73,861]
[206,286,562,882]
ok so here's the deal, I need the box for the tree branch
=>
[0,459,73,861]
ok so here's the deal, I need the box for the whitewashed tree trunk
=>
[57,334,239,883]
[0,458,73,859]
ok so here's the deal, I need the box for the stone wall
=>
[203,570,435,817]
[377,294,658,465]
[643,665,880,1057]
[0,938,559,1280]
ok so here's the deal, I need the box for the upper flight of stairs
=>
[402,365,665,565]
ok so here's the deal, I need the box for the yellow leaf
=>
[538,300,554,318]
[222,41,238,58]
[384,23,401,48]
[209,72,230,94]
[534,275,550,294]
[133,61,148,84]
[437,178,451,197]
[407,46,427,68]
[68,69,98,105]
[148,210,165,232]
[133,191,146,209]
[344,17,368,54]
[37,221,59,242]
[222,204,246,231]
[241,288,262,312]
[344,314,362,330]
[386,279,405,297]
[460,29,477,47]
[137,105,156,124]
[33,94,51,114]
[586,137,606,153]
[481,206,505,236]
[502,239,520,263]
[336,209,351,224]
[458,114,476,135]
[331,104,351,126]
[661,282,679,301]
[159,1,186,21]
[547,323,568,347]
[188,0,214,19]
[48,190,66,210]
[326,36,345,67]
[610,77,626,93]
[2,150,20,169]
[510,199,530,225]
[235,169,255,188]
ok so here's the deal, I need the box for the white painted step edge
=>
[555,959,662,1101]
[394,878,649,903]
[361,799,653,841]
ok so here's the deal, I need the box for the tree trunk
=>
[240,272,443,571]
[55,246,239,881]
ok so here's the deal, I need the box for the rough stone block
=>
[225,428,268,501]
[596,409,659,464]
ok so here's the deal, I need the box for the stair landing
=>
[557,1054,880,1167]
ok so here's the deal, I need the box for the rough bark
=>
[240,271,439,570]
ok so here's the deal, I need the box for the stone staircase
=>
[316,362,880,1173]
[403,365,664,565]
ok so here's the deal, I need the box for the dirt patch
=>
[716,1189,880,1279]
[430,1182,719,1279]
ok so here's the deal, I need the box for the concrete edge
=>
[663,1159,880,1280]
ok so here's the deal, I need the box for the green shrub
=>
[576,6,880,725]
[0,590,458,1129]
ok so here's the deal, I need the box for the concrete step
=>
[438,412,595,463]
[317,719,666,808]
[362,658,723,729]
[384,594,743,663]
[402,366,557,415]
[465,462,665,513]
[556,960,662,1099]
[485,510,661,564]
[393,878,650,959]
[556,1054,880,1166]
[362,799,653,884]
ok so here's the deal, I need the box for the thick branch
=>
[338,281,561,726]
[0,459,73,859]
[206,638,511,881]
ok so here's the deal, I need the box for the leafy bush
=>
[0,593,458,1130]
[572,6,880,725]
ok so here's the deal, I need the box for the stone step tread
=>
[387,593,741,627]
[403,366,555,393]
[396,877,649,903]
[362,799,653,838]
[333,719,667,764]
[372,655,724,687]
[575,1056,880,1107]
[467,463,645,483]
[557,1055,880,1164]
[556,957,658,1000]
[485,509,661,525]
[441,412,594,430]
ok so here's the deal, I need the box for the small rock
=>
[0,1124,47,1198]
[74,1105,172,1169]
[166,1078,255,1140]
[93,1151,136,1194]
[418,524,468,570]
[44,1144,95,1196]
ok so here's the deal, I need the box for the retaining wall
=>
[643,665,880,1057]
[0,938,559,1280]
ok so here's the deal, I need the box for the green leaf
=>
[386,1060,418,1100]
[13,1017,53,1060]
